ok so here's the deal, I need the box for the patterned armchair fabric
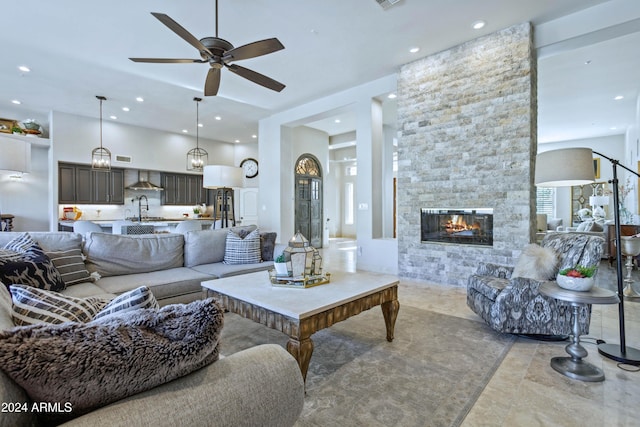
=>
[467,232,604,336]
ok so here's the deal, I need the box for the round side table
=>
[539,282,619,382]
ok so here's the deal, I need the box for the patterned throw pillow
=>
[223,228,262,264]
[93,286,159,321]
[46,248,93,287]
[9,285,107,326]
[0,233,65,292]
[0,298,223,425]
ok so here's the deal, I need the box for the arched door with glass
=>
[295,154,323,248]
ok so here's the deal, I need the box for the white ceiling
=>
[2,0,635,145]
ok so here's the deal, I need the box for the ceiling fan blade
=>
[226,64,285,92]
[129,58,205,63]
[223,38,285,62]
[204,68,221,96]
[150,12,212,56]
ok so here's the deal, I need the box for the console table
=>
[539,282,618,382]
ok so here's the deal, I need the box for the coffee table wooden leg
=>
[286,337,314,382]
[381,299,399,342]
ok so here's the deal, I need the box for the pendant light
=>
[91,95,111,171]
[187,97,208,171]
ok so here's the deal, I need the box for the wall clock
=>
[240,157,259,178]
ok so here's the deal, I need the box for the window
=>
[344,182,354,225]
[536,187,555,216]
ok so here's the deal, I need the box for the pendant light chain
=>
[186,96,208,171]
[91,95,111,171]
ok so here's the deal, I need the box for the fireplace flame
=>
[445,215,481,233]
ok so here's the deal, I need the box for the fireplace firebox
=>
[421,208,493,247]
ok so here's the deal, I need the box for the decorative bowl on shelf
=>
[556,274,595,292]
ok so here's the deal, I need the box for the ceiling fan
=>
[129,0,285,96]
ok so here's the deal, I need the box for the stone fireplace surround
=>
[397,22,537,286]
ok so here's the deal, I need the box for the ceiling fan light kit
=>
[129,0,285,96]
[91,95,111,172]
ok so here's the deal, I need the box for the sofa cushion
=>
[0,232,83,252]
[9,284,107,326]
[511,244,559,280]
[191,260,273,278]
[94,267,212,301]
[0,298,224,425]
[84,233,184,277]
[467,274,509,302]
[183,228,228,267]
[94,285,159,320]
[46,248,93,286]
[224,228,261,264]
[0,234,66,292]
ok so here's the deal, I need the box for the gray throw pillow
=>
[260,232,277,261]
[0,298,224,425]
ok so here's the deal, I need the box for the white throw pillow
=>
[511,244,559,280]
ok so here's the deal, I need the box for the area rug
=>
[220,305,515,427]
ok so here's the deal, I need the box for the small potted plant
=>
[556,265,597,291]
[11,126,23,135]
[274,252,289,276]
[192,206,201,219]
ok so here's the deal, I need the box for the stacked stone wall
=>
[397,23,537,286]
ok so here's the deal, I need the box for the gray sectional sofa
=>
[0,228,303,427]
[0,227,282,305]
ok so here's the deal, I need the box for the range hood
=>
[127,171,164,191]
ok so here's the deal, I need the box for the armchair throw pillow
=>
[0,298,224,425]
[511,244,559,281]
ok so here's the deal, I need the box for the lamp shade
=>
[589,195,609,206]
[0,138,31,175]
[203,165,243,188]
[535,147,595,187]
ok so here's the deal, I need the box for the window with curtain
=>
[536,187,555,216]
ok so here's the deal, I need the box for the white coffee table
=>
[202,270,400,382]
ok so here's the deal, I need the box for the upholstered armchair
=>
[467,232,604,336]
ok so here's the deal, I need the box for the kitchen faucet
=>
[137,195,149,222]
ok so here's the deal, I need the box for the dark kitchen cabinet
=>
[161,173,206,205]
[58,163,124,205]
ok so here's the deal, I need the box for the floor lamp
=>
[203,165,243,229]
[536,147,640,365]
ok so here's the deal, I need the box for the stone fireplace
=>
[421,209,493,247]
[396,22,537,286]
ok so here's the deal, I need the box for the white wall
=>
[539,134,625,226]
[258,74,399,274]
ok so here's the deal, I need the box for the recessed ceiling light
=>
[409,47,420,53]
[235,139,240,143]
[614,95,624,100]
[136,97,144,102]
[610,127,617,130]
[122,107,130,112]
[215,116,221,120]
[252,134,257,139]
[110,115,118,120]
[11,100,21,105]
[334,119,341,123]
[198,123,203,128]
[182,129,188,133]
[18,65,30,73]
[472,20,486,30]
[388,93,397,99]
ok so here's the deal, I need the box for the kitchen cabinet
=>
[58,163,124,205]
[161,173,206,205]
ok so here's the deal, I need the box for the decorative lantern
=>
[283,232,322,277]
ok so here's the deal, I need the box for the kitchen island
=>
[58,218,217,233]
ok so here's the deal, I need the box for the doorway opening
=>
[295,154,323,248]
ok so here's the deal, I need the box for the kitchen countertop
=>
[59,218,216,227]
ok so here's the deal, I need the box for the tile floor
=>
[321,239,640,427]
